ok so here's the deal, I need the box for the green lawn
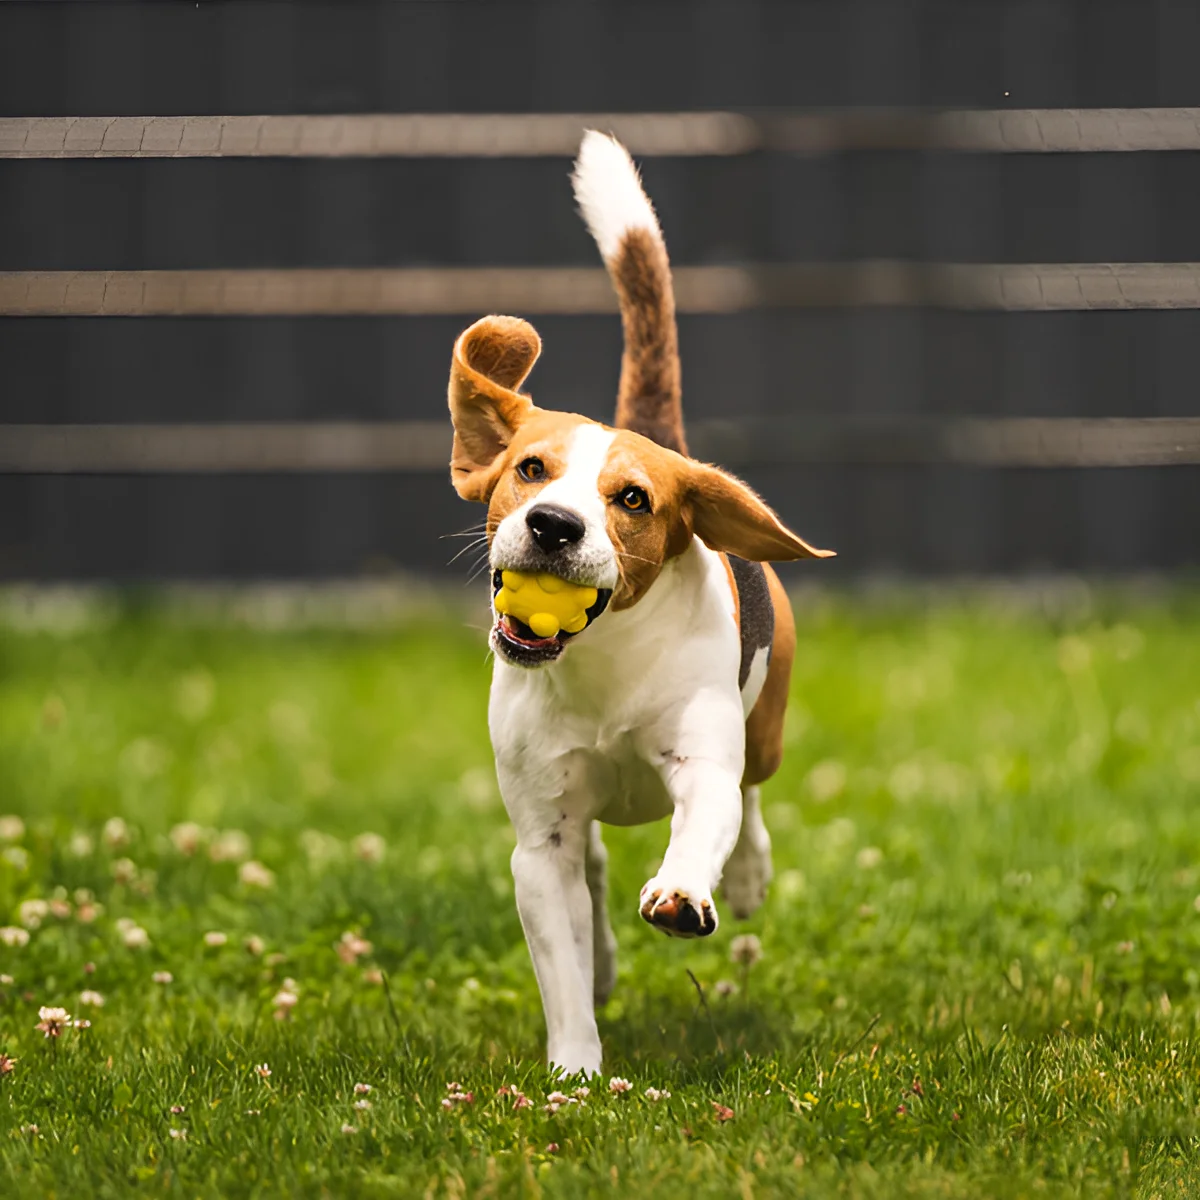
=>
[1,585,1199,1197]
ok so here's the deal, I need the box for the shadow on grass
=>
[599,974,811,1077]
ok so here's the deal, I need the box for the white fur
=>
[491,537,748,1076]
[740,645,771,716]
[490,424,619,590]
[572,130,662,264]
[482,133,771,1078]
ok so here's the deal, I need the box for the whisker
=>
[439,521,489,541]
[466,557,494,585]
[617,550,659,567]
[446,536,489,566]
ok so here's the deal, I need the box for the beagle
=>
[446,132,833,1076]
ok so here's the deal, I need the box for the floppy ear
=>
[448,315,542,502]
[686,462,835,562]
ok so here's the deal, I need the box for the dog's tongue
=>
[501,614,558,647]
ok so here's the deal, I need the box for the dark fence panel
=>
[1,0,1199,580]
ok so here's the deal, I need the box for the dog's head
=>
[449,315,832,668]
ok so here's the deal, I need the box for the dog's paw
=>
[721,838,773,921]
[548,1041,602,1079]
[639,878,718,938]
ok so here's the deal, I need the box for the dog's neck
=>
[492,537,730,715]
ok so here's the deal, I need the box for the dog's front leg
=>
[510,819,602,1076]
[640,757,743,938]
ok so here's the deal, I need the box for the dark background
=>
[2,1,1198,580]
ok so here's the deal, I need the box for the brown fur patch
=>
[611,228,686,455]
[721,553,740,633]
[599,432,693,609]
[482,410,596,533]
[448,316,543,503]
[743,566,795,786]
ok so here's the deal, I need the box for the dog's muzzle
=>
[490,568,612,668]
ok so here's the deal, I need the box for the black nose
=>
[526,504,586,555]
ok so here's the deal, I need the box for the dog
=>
[446,131,833,1076]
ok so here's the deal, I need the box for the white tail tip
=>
[571,130,662,263]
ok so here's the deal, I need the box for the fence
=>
[1,2,1198,579]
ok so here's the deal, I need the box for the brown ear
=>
[687,462,835,562]
[448,315,543,502]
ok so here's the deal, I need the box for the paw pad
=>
[639,888,717,939]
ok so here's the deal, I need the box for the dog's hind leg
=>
[720,784,773,920]
[585,821,617,1007]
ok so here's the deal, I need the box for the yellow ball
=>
[494,570,598,639]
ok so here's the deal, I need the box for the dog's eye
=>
[617,486,650,513]
[518,457,546,482]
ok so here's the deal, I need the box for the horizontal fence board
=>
[4,468,1197,580]
[6,110,1200,158]
[6,264,1200,315]
[4,418,1198,473]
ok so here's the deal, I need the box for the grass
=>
[0,584,1199,1197]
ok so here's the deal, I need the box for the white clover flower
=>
[256,1063,271,1079]
[352,833,386,864]
[111,858,138,885]
[152,971,173,984]
[341,1123,357,1134]
[3,847,29,872]
[608,1077,632,1095]
[68,832,94,857]
[0,927,30,948]
[730,934,763,967]
[244,935,265,956]
[855,846,884,870]
[122,925,150,949]
[102,817,130,849]
[79,990,105,1007]
[169,1128,187,1141]
[209,830,250,863]
[299,829,343,868]
[714,979,739,997]
[0,816,25,841]
[271,989,299,1010]
[18,899,49,929]
[35,1006,72,1038]
[644,1087,671,1101]
[238,860,275,889]
[354,1083,371,1095]
[354,1099,371,1111]
[203,931,228,948]
[169,822,206,856]
[336,931,373,964]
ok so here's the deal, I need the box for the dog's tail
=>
[572,131,686,455]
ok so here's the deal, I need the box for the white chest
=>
[488,539,754,836]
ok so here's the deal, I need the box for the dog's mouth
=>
[490,569,612,668]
